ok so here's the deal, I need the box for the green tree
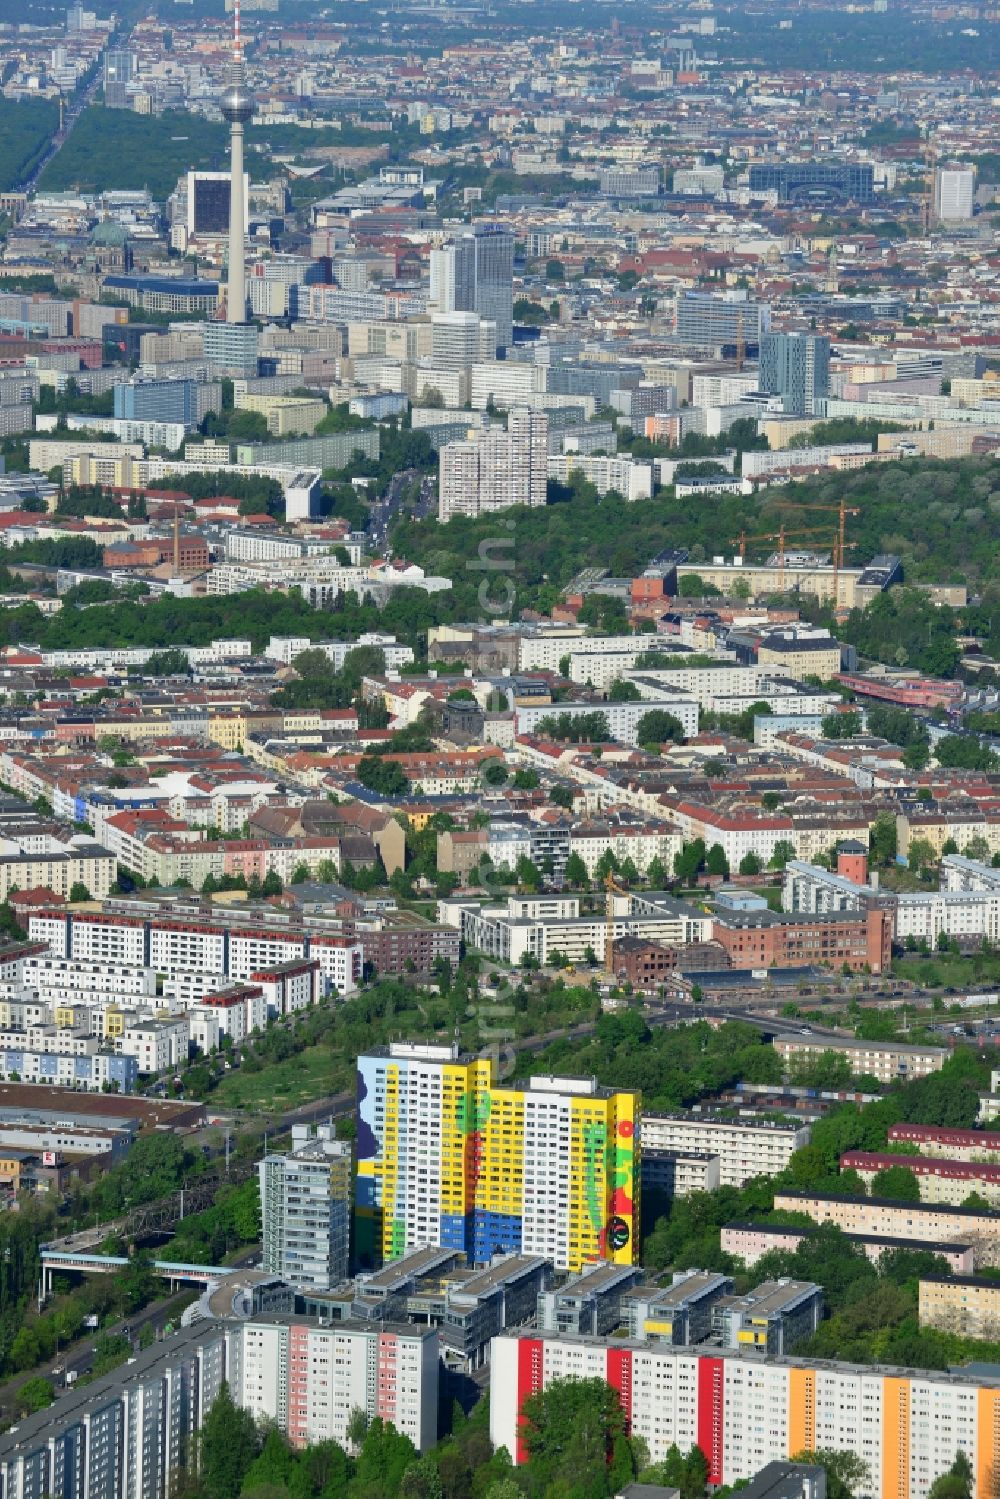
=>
[768,840,796,871]
[928,1452,973,1499]
[869,812,898,867]
[357,757,410,797]
[241,1429,296,1494]
[199,1385,259,1499]
[791,1450,871,1499]
[871,1164,920,1201]
[398,1455,443,1499]
[520,1376,634,1498]
[68,882,91,902]
[608,679,643,702]
[641,1443,710,1499]
[674,839,706,884]
[564,851,589,888]
[821,709,862,739]
[636,709,686,746]
[705,843,729,877]
[349,1417,417,1499]
[907,838,936,872]
[18,1376,53,1413]
[739,851,763,875]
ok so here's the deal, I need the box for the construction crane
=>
[759,497,859,603]
[756,523,836,595]
[734,309,746,372]
[922,138,937,236]
[604,871,631,980]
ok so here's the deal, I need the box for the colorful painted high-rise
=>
[355,1042,639,1273]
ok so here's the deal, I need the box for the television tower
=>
[221,0,253,324]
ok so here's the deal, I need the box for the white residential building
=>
[438,408,548,521]
[639,1112,811,1188]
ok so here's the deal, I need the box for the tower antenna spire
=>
[220,0,253,328]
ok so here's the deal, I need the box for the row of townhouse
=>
[438,813,684,884]
[330,744,505,796]
[100,810,343,887]
[665,799,800,869]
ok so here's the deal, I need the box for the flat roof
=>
[451,1254,549,1298]
[0,1084,204,1129]
[724,1221,974,1254]
[497,1326,1000,1385]
[0,1323,224,1462]
[773,1032,946,1056]
[775,1189,1000,1219]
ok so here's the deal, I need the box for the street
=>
[19,59,105,193]
[367,470,436,554]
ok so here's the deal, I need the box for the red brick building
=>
[611,936,729,989]
[711,906,892,974]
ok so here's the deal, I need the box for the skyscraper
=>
[437,407,548,521]
[472,223,514,350]
[429,238,475,313]
[207,0,258,375]
[430,226,514,352]
[355,1041,639,1272]
[103,49,134,109]
[259,1123,351,1289]
[934,164,975,221]
[759,331,830,416]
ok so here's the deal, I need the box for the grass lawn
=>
[892,949,1000,991]
[212,1045,344,1113]
[879,866,934,894]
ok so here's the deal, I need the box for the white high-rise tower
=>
[205,0,258,374]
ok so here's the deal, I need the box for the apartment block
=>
[721,1220,976,1275]
[235,1317,438,1453]
[771,1190,1000,1265]
[260,1123,352,1290]
[642,1147,721,1200]
[355,1042,639,1273]
[640,1113,811,1188]
[491,1330,1000,1496]
[773,1034,946,1085]
[0,1321,229,1499]
[840,1151,1000,1208]
[438,407,548,521]
[919,1274,1000,1338]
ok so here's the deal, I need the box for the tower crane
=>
[604,871,631,980]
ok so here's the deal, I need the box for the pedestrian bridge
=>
[40,1248,233,1298]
